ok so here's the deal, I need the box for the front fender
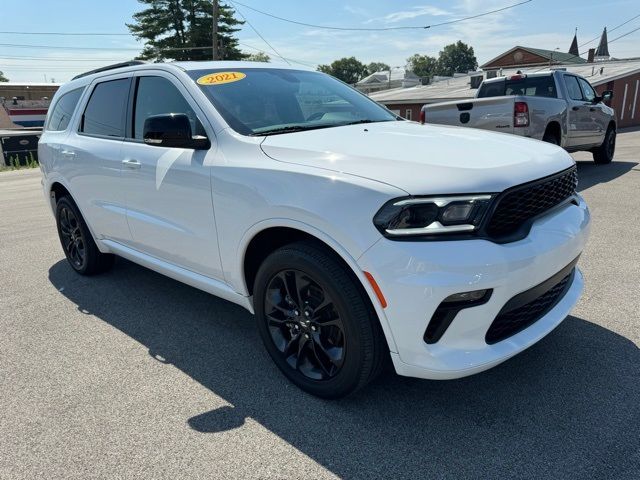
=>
[235,218,398,353]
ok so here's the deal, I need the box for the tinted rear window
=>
[478,76,557,98]
[80,78,130,137]
[46,88,84,131]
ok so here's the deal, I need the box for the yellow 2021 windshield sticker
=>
[197,71,246,86]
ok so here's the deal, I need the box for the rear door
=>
[120,72,223,280]
[65,75,132,243]
[563,74,598,147]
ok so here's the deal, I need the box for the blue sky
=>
[2,0,639,82]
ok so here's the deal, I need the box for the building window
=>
[405,109,412,120]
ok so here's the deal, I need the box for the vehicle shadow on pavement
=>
[48,259,640,480]
[575,160,638,192]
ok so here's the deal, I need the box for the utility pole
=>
[212,0,219,60]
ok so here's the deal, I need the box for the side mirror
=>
[143,113,210,150]
[601,90,613,102]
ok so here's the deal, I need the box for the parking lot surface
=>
[1,132,639,479]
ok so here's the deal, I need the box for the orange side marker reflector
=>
[364,271,387,309]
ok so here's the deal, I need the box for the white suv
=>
[39,61,590,398]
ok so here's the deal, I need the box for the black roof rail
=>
[72,61,147,81]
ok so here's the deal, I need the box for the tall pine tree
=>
[128,0,245,61]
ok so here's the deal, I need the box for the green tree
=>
[317,57,367,84]
[245,52,271,62]
[128,0,245,61]
[366,62,390,75]
[435,41,478,76]
[0,71,8,82]
[406,54,437,81]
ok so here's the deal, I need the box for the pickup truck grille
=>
[486,166,578,240]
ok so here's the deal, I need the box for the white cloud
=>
[363,5,450,25]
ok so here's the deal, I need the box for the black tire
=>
[55,196,114,275]
[254,241,386,399]
[542,130,560,146]
[592,126,616,164]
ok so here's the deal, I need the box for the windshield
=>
[188,68,398,136]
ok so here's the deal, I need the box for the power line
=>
[238,42,315,67]
[532,24,640,72]
[0,30,131,36]
[0,55,131,61]
[0,42,141,51]
[578,13,640,48]
[227,0,532,31]
[233,5,291,65]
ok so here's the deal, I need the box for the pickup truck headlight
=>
[373,195,493,237]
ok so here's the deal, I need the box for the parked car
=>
[420,70,616,164]
[39,61,590,398]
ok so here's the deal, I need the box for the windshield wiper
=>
[251,124,336,136]
[340,119,396,126]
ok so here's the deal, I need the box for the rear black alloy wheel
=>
[55,196,114,275]
[264,269,345,380]
[254,242,386,398]
[58,205,86,269]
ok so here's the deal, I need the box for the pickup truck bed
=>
[421,71,617,164]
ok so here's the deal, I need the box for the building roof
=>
[369,58,640,105]
[480,46,586,69]
[356,68,419,86]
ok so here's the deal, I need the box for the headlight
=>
[373,195,494,237]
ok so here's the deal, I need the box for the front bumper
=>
[358,196,590,380]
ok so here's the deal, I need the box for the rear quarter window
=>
[45,87,84,131]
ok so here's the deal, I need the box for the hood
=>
[260,121,575,195]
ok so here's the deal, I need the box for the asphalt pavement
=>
[1,132,639,479]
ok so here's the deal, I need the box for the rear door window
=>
[80,78,130,137]
[46,87,84,131]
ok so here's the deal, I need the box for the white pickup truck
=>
[421,71,617,164]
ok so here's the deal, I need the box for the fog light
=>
[442,289,489,304]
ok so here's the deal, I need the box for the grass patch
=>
[0,152,39,172]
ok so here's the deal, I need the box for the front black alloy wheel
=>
[593,126,616,164]
[55,196,114,275]
[254,242,387,399]
[264,269,345,380]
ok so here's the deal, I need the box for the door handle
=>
[589,107,597,112]
[122,158,141,170]
[572,106,580,111]
[61,150,76,157]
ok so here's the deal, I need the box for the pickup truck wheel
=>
[55,196,114,275]
[593,126,616,164]
[254,242,386,399]
[542,131,560,146]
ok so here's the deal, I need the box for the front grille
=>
[485,265,576,344]
[486,167,578,240]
